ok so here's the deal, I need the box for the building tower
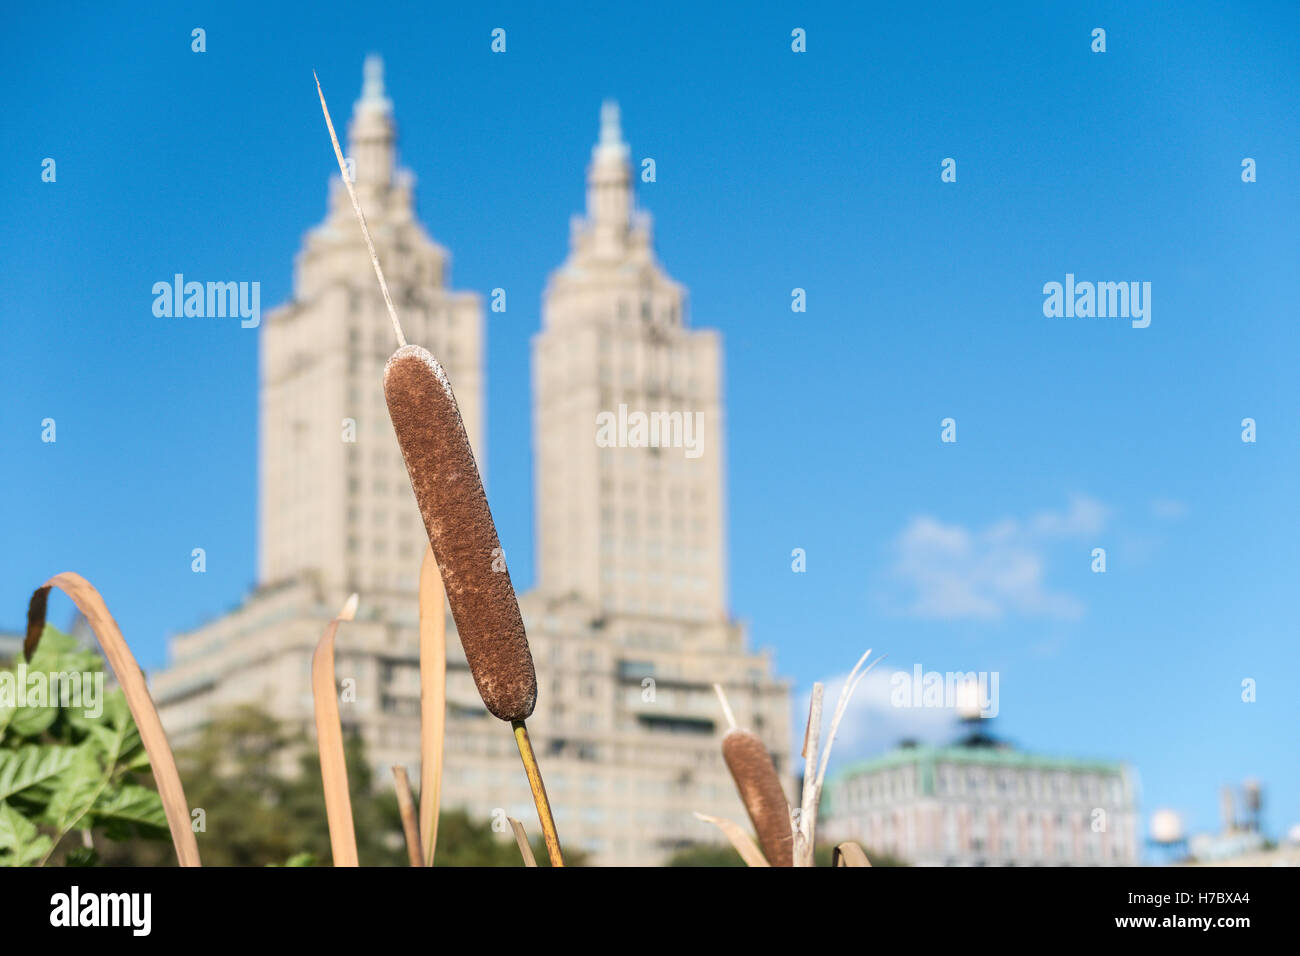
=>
[521,102,790,863]
[155,57,484,770]
[534,102,726,620]
[260,54,484,601]
[155,80,791,867]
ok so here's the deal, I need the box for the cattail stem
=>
[512,720,563,867]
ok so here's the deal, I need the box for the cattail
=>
[314,71,559,865]
[722,729,795,867]
[384,345,536,721]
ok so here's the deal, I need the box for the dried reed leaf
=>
[507,816,537,867]
[798,651,881,867]
[833,842,872,867]
[815,650,880,792]
[801,686,817,760]
[793,651,883,867]
[392,765,423,866]
[311,595,359,866]
[795,683,824,866]
[26,574,201,867]
[418,544,447,865]
[693,812,770,867]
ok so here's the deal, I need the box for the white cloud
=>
[792,667,963,772]
[882,494,1106,621]
[1030,495,1108,537]
[1151,498,1188,520]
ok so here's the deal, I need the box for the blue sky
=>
[3,1,1298,851]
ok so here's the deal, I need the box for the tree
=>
[666,844,748,867]
[99,705,402,866]
[99,704,586,866]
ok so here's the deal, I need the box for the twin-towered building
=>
[151,57,792,866]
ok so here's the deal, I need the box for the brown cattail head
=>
[384,344,537,721]
[722,728,794,867]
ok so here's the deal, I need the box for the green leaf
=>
[1,626,102,742]
[23,628,73,670]
[0,801,53,866]
[63,845,99,867]
[123,747,153,773]
[67,688,127,733]
[68,693,145,781]
[0,745,79,802]
[89,783,167,832]
[85,717,132,767]
[43,748,105,833]
[102,691,130,728]
[268,851,318,867]
[6,701,58,738]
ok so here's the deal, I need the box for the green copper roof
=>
[826,745,1125,788]
[819,745,1128,816]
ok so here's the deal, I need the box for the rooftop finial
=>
[600,100,622,146]
[593,99,628,165]
[361,54,390,110]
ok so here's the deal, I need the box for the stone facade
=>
[820,741,1138,866]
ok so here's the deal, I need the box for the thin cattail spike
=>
[313,71,406,348]
[712,682,737,730]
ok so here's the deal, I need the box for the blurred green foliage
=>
[99,704,585,866]
[0,626,168,866]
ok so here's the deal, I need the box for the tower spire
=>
[586,99,632,256]
[347,54,395,191]
[361,53,390,109]
[596,100,627,159]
